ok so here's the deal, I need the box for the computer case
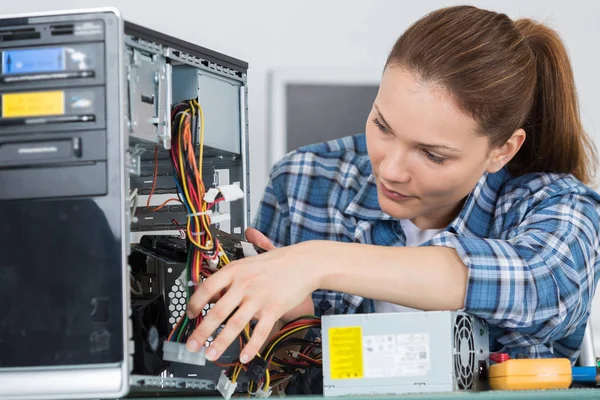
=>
[0,7,250,399]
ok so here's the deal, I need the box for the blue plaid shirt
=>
[253,133,600,362]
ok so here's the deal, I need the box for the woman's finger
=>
[186,267,233,319]
[240,313,279,364]
[186,288,241,353]
[207,287,228,304]
[245,228,276,251]
[203,303,261,362]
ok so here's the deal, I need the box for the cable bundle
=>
[166,98,229,343]
[161,98,323,397]
[225,316,322,395]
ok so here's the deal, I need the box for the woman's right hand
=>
[244,228,315,321]
[206,228,315,317]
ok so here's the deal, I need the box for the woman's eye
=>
[423,150,446,165]
[372,117,389,133]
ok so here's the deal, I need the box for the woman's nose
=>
[379,150,411,184]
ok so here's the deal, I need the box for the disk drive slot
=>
[0,129,107,167]
[0,43,105,89]
[0,138,73,164]
[0,86,105,133]
[0,162,107,200]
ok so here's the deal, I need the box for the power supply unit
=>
[321,311,490,396]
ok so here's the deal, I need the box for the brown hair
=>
[386,5,597,184]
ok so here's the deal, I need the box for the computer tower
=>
[0,7,250,399]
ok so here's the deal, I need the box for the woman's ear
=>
[486,128,526,173]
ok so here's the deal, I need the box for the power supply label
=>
[328,327,364,379]
[363,333,430,378]
[2,91,65,118]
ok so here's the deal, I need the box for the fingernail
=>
[206,348,218,361]
[186,340,199,352]
[186,310,194,319]
[240,353,249,364]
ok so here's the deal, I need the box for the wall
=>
[3,0,600,352]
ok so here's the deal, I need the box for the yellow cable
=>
[197,102,205,179]
[177,112,201,248]
[177,108,214,252]
[264,369,271,391]
[265,325,317,359]
[232,365,242,383]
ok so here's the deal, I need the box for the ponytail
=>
[512,19,597,184]
[385,6,597,185]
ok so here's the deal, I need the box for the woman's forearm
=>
[312,241,468,310]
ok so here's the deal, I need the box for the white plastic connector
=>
[256,386,272,398]
[289,350,299,359]
[217,184,244,202]
[217,370,237,400]
[240,241,258,257]
[203,188,220,203]
[206,256,220,272]
[162,341,206,366]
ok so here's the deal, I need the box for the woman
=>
[185,5,600,365]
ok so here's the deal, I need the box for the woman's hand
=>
[185,229,321,364]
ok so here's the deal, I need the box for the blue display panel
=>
[2,47,66,75]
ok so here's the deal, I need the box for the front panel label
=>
[2,91,65,118]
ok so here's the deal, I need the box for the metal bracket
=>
[127,145,146,176]
[125,45,171,150]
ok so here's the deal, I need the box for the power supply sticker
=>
[363,333,430,378]
[328,327,364,379]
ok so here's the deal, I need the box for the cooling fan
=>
[453,314,477,390]
[131,293,171,375]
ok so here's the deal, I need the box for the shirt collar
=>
[344,167,511,231]
[447,168,510,237]
[344,173,394,220]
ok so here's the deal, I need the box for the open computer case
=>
[0,7,251,399]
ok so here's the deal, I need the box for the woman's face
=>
[366,67,501,229]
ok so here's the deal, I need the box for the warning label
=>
[328,326,364,380]
[363,333,430,378]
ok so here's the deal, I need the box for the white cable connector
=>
[162,341,206,366]
[217,184,244,202]
[203,188,220,203]
[255,385,273,398]
[216,370,237,400]
[206,256,220,272]
[240,241,258,257]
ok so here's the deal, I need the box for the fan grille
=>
[168,276,214,346]
[453,314,475,390]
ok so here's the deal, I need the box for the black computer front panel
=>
[0,11,125,368]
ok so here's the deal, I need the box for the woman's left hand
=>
[184,239,323,364]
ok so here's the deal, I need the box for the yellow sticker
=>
[2,91,65,118]
[329,326,364,380]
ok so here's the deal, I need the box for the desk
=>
[131,389,600,399]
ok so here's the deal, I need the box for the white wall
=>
[3,0,600,351]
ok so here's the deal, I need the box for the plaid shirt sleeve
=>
[252,158,292,248]
[431,191,600,357]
